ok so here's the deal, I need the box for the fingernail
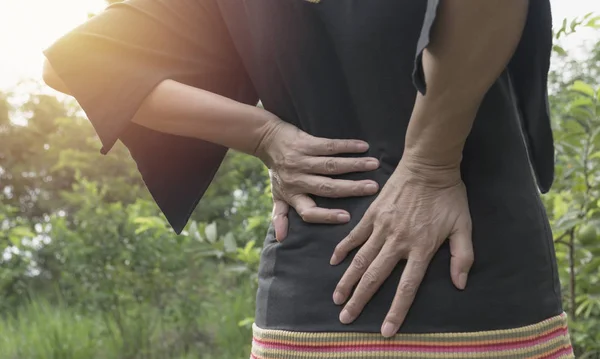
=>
[330,254,340,266]
[366,160,379,170]
[381,322,398,338]
[339,309,353,324]
[357,142,369,151]
[458,273,468,290]
[364,183,378,193]
[333,291,344,305]
[337,213,350,222]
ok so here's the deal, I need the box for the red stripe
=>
[539,346,574,359]
[253,327,568,353]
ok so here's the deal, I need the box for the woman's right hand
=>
[254,117,381,242]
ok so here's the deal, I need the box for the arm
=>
[404,0,528,172]
[43,60,274,157]
[331,0,529,337]
[43,59,380,234]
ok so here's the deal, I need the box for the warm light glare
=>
[0,0,106,89]
[0,0,599,90]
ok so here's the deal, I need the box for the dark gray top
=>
[45,0,562,333]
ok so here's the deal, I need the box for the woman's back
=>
[216,0,563,333]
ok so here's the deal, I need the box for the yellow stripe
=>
[253,335,573,359]
[252,314,567,341]
[253,324,568,347]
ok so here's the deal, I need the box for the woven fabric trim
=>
[251,313,573,359]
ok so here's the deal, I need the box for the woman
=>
[43,0,574,357]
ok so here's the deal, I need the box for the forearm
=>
[403,0,529,170]
[131,79,271,156]
[43,60,270,156]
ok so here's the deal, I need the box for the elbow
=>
[42,59,71,95]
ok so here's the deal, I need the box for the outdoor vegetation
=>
[0,4,599,359]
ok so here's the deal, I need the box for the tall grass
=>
[0,301,105,359]
[0,290,254,359]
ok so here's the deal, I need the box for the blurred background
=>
[0,1,599,358]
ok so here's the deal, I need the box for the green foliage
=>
[544,17,600,357]
[0,92,267,358]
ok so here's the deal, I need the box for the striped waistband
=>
[251,313,573,359]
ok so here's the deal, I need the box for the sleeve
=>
[412,0,440,95]
[43,0,259,234]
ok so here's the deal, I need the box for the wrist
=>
[395,153,462,188]
[251,109,285,167]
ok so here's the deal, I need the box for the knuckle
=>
[318,182,335,195]
[299,211,310,222]
[279,171,295,186]
[361,271,379,289]
[411,257,430,271]
[351,253,369,271]
[416,241,438,257]
[294,177,311,190]
[282,156,297,170]
[324,159,338,174]
[398,280,419,296]
[391,226,408,239]
[296,207,311,221]
[325,141,336,154]
[346,230,362,246]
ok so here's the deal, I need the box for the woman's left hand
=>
[330,159,474,338]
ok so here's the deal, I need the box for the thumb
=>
[272,199,290,242]
[448,217,474,290]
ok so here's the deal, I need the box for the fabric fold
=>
[44,0,258,233]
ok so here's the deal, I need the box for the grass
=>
[0,285,254,359]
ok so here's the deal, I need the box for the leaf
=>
[133,216,166,235]
[585,15,600,29]
[555,212,583,232]
[570,81,596,98]
[189,221,203,242]
[552,45,567,56]
[223,232,237,253]
[205,222,217,243]
[10,226,35,239]
[238,317,254,328]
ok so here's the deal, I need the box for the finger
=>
[381,255,430,337]
[330,216,374,265]
[272,199,289,242]
[290,194,351,224]
[337,243,399,324]
[449,217,474,290]
[307,138,370,156]
[302,177,379,198]
[301,157,380,175]
[333,231,385,307]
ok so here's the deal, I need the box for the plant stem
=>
[568,228,576,320]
